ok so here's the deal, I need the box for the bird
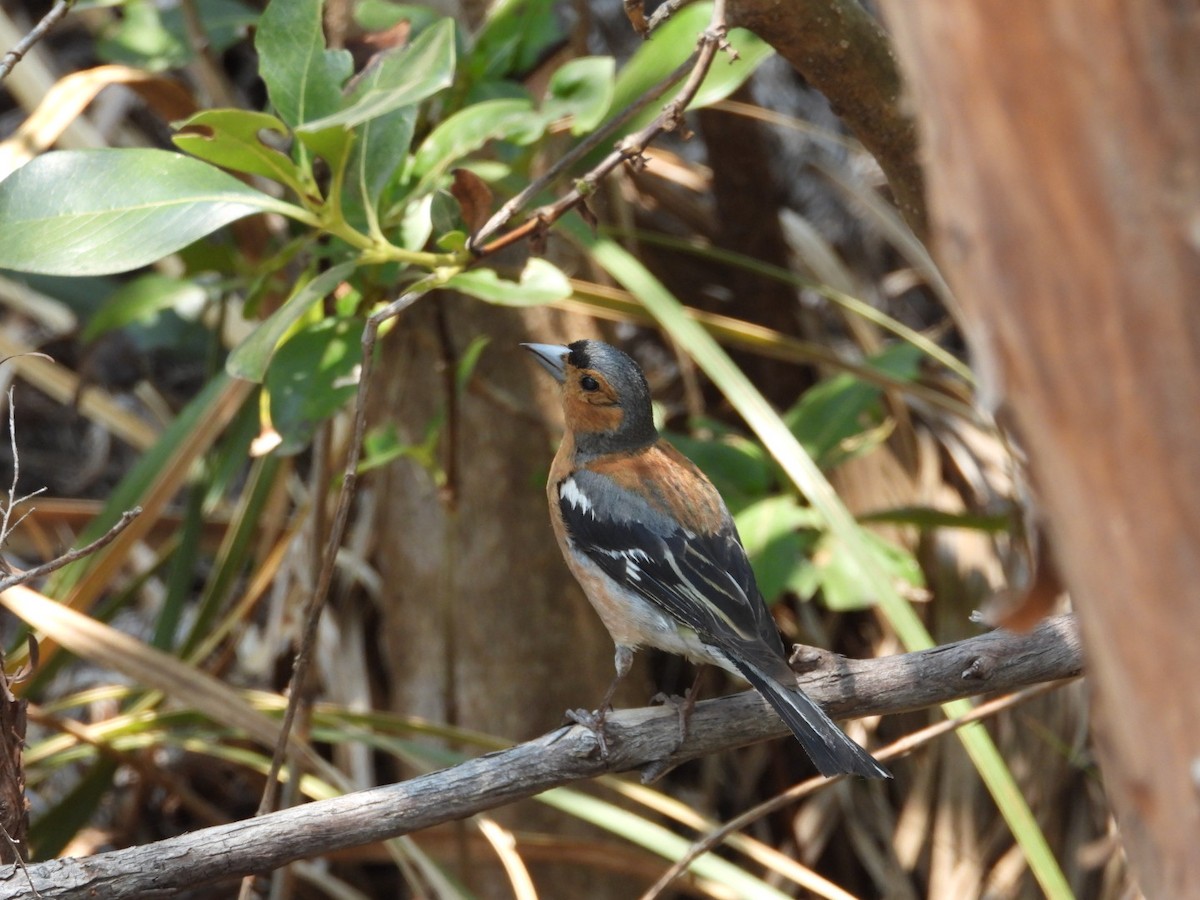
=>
[523,339,889,779]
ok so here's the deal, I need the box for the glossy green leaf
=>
[0,149,303,276]
[174,109,311,196]
[266,317,364,454]
[544,56,616,135]
[446,258,570,305]
[256,0,353,128]
[298,18,456,133]
[409,98,546,194]
[227,261,358,383]
[82,273,206,343]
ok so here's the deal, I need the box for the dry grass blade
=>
[0,331,160,452]
[476,817,538,900]
[0,585,341,788]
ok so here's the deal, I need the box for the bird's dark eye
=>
[580,375,600,392]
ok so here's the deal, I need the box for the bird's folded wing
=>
[558,470,784,659]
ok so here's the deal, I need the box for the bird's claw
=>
[565,707,611,759]
[651,691,691,748]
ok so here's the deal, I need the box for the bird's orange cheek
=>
[564,392,624,433]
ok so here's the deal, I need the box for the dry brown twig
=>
[469,0,738,257]
[0,1,74,84]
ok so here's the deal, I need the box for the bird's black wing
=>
[557,469,787,664]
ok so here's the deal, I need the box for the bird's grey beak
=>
[521,342,570,384]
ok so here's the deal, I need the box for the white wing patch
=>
[559,477,593,515]
[598,547,651,581]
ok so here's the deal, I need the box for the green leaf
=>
[0,149,303,276]
[297,18,456,133]
[266,317,363,454]
[96,0,183,71]
[354,1,443,33]
[606,3,773,143]
[467,0,560,82]
[543,56,616,135]
[173,109,311,197]
[98,0,256,69]
[227,261,358,382]
[734,495,822,603]
[256,0,353,128]
[446,258,570,305]
[785,342,921,467]
[81,273,207,343]
[813,528,923,611]
[345,104,416,232]
[455,335,490,395]
[162,0,257,54]
[409,98,546,194]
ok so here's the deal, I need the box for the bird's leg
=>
[652,667,705,749]
[566,645,633,759]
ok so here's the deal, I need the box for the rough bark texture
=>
[728,0,926,236]
[877,3,1200,897]
[0,616,1082,898]
[0,659,26,865]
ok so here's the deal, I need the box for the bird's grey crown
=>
[567,340,658,458]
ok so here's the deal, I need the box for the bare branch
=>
[4,615,1082,899]
[0,1,74,84]
[0,508,141,594]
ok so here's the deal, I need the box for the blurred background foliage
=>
[0,0,1119,897]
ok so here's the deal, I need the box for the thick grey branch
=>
[727,0,927,237]
[0,615,1081,898]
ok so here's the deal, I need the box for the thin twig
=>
[0,0,74,83]
[469,0,735,258]
[468,53,698,252]
[0,507,141,593]
[0,825,37,897]
[646,0,690,33]
[638,680,1073,900]
[240,280,433,900]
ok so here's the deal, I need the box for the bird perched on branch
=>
[524,339,889,779]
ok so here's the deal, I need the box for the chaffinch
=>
[524,339,889,779]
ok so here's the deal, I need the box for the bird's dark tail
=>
[732,660,890,779]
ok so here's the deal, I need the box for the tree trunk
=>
[876,3,1200,896]
[369,299,642,896]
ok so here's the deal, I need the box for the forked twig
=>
[0,508,141,594]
